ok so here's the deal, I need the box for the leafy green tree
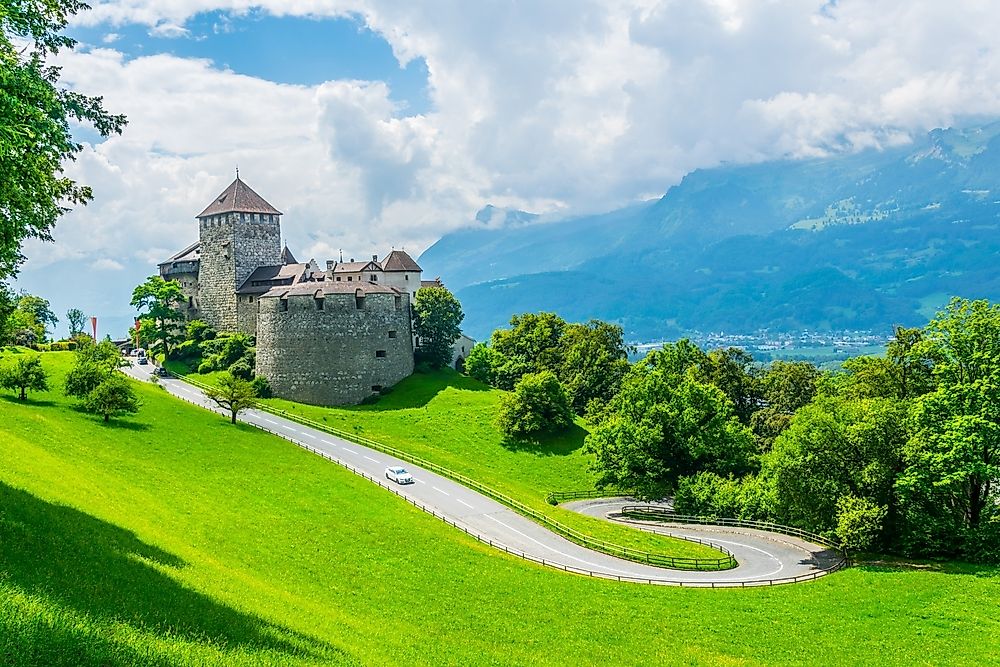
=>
[131,276,185,358]
[205,372,259,424]
[186,320,216,343]
[464,342,501,385]
[586,348,755,500]
[66,307,85,337]
[496,370,573,438]
[487,312,567,389]
[0,283,15,345]
[558,320,632,414]
[762,396,907,537]
[64,361,109,399]
[12,293,58,341]
[0,0,126,279]
[84,373,140,422]
[0,355,48,400]
[841,326,934,400]
[413,286,464,369]
[835,495,887,553]
[697,347,761,425]
[750,360,821,451]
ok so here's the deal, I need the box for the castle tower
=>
[196,175,283,332]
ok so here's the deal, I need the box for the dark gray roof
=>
[197,177,282,217]
[158,241,200,266]
[381,249,421,272]
[420,278,443,289]
[260,281,404,299]
[280,245,297,264]
[236,263,308,294]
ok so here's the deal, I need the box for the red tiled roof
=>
[380,250,421,272]
[197,177,282,217]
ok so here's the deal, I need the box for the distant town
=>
[635,329,892,367]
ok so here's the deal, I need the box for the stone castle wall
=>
[198,214,281,332]
[255,291,414,405]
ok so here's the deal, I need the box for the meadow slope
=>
[2,351,998,666]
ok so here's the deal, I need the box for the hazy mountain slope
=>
[422,122,1000,340]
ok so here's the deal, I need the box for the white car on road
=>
[385,466,414,484]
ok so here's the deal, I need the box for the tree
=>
[66,308,85,337]
[835,495,888,553]
[83,373,140,422]
[841,326,934,400]
[762,396,907,538]
[64,338,124,399]
[496,370,573,438]
[130,276,185,358]
[0,283,15,345]
[697,347,762,425]
[464,342,502,385]
[11,293,58,342]
[487,312,567,389]
[750,360,821,452]
[413,286,464,369]
[558,320,632,414]
[0,0,126,279]
[586,346,756,500]
[205,372,259,424]
[0,355,48,400]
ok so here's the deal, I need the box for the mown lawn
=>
[4,351,997,666]
[170,364,721,559]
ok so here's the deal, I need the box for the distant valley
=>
[420,122,1000,342]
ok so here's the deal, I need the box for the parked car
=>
[137,356,149,365]
[385,466,414,484]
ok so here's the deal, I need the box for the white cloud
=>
[90,258,125,271]
[102,32,120,43]
[19,0,1000,322]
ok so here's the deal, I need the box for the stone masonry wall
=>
[198,214,280,332]
[255,291,414,405]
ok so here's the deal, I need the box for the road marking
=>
[482,514,631,575]
[456,498,475,509]
[364,455,379,463]
[414,479,426,485]
[432,486,451,496]
[299,432,318,440]
[342,448,357,454]
[262,418,278,425]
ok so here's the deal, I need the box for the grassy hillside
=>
[168,364,720,558]
[2,351,999,666]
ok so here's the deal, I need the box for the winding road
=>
[125,362,843,587]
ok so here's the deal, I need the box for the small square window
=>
[375,350,387,358]
[388,330,397,339]
[336,277,342,282]
[347,276,353,282]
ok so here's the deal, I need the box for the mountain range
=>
[419,122,1000,342]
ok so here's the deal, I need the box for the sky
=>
[12,0,1000,338]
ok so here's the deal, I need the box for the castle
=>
[158,175,467,405]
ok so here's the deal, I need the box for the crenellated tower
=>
[196,175,283,331]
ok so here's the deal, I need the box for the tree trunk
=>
[19,386,25,400]
[231,410,237,424]
[104,413,110,422]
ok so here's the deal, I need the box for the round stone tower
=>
[255,282,415,405]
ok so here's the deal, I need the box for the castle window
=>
[371,385,382,392]
[280,298,288,312]
[355,294,365,310]
[375,350,387,358]
[188,296,193,308]
[336,277,341,282]
[369,274,377,282]
[405,275,409,280]
[315,297,324,311]
[394,295,402,310]
[388,330,397,339]
[347,276,353,282]
[249,296,254,303]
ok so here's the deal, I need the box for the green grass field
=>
[166,363,724,560]
[3,351,998,666]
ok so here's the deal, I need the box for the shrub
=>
[835,495,887,553]
[197,360,216,374]
[229,357,254,381]
[250,376,272,398]
[496,371,573,438]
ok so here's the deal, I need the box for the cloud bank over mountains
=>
[16,0,1000,332]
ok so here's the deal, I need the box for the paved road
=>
[125,362,841,586]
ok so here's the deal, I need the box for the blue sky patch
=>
[70,10,431,114]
